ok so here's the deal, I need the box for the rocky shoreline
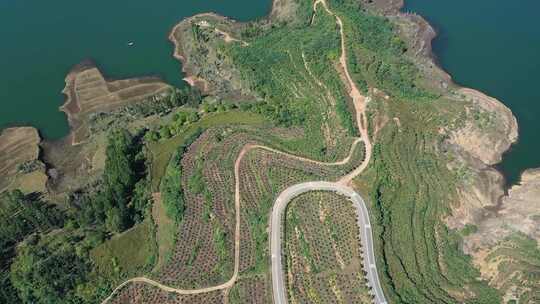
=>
[387,0,538,300]
[0,1,537,299]
[0,0,531,229]
[168,0,538,300]
[0,60,172,197]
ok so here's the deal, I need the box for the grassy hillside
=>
[110,0,505,302]
[362,99,500,303]
[226,5,357,161]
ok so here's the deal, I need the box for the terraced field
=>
[0,127,47,193]
[103,0,527,303]
[152,129,239,288]
[61,62,170,144]
[226,5,358,162]
[4,0,537,302]
[107,121,366,303]
[362,97,505,303]
[108,282,224,304]
[172,1,359,163]
[160,126,364,283]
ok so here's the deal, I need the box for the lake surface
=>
[403,0,540,185]
[0,0,271,139]
[2,0,537,185]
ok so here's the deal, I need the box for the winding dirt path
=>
[101,137,365,304]
[102,1,375,302]
[312,0,372,184]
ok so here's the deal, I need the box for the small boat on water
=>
[127,41,135,47]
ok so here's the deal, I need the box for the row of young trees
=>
[0,73,226,302]
[332,0,438,101]
[0,71,224,303]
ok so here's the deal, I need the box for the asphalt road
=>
[270,181,387,304]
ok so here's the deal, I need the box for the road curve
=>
[101,140,365,304]
[270,181,387,304]
[103,0,385,302]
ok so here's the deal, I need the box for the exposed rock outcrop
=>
[465,169,540,252]
[450,88,518,165]
[368,0,536,298]
[446,88,518,227]
[462,169,540,301]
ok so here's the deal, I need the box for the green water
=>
[0,0,271,139]
[3,0,537,185]
[403,0,540,185]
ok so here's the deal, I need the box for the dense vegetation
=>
[91,86,203,125]
[1,126,157,303]
[0,191,63,255]
[160,129,202,223]
[1,0,529,303]
[0,191,64,303]
[365,99,500,304]
[329,0,438,100]
[70,129,149,233]
[226,5,358,160]
[11,232,92,303]
[111,0,498,301]
[108,1,536,303]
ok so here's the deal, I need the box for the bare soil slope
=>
[60,61,170,145]
[0,127,47,193]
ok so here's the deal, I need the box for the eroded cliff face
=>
[377,0,538,300]
[465,169,540,252]
[384,0,519,228]
[501,169,540,242]
[450,88,518,166]
[446,88,518,228]
[381,0,521,225]
[463,169,540,301]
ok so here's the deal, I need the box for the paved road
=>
[103,0,385,301]
[270,181,387,304]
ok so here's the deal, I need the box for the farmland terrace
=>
[103,0,384,302]
[103,0,536,303]
[1,0,537,303]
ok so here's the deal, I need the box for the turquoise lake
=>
[0,0,271,139]
[403,0,540,185]
[1,0,538,185]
